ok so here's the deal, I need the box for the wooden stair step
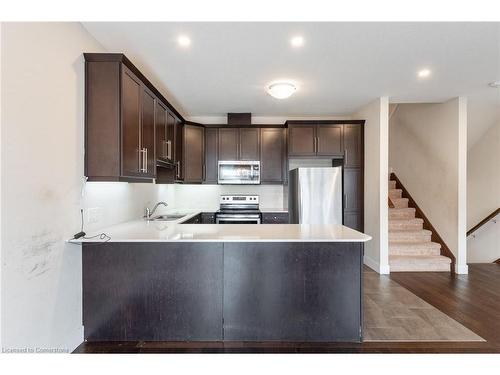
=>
[389,241,441,256]
[389,180,396,189]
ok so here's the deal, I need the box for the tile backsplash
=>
[173,184,285,210]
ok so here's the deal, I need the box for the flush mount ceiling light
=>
[290,36,304,48]
[177,35,191,47]
[417,69,431,78]
[267,82,297,99]
[489,81,500,88]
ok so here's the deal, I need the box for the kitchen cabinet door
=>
[317,124,343,156]
[344,169,362,211]
[174,116,184,181]
[141,87,156,178]
[344,212,363,232]
[121,66,142,178]
[239,128,260,161]
[262,212,289,224]
[155,100,167,161]
[183,125,205,183]
[155,100,174,163]
[344,124,363,168]
[204,128,218,183]
[260,128,285,183]
[218,128,239,161]
[288,125,316,156]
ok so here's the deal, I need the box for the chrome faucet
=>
[144,201,168,220]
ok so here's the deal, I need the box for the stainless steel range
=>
[215,195,261,224]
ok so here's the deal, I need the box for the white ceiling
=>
[82,22,499,143]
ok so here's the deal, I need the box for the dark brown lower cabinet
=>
[181,214,202,224]
[82,241,363,342]
[201,213,216,224]
[262,212,289,224]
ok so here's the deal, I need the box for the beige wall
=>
[355,97,389,274]
[467,121,500,263]
[389,98,468,273]
[0,23,171,352]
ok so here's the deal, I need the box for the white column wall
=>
[355,97,389,274]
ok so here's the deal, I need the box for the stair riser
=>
[389,222,423,231]
[389,190,402,199]
[389,181,396,189]
[389,247,441,256]
[389,211,415,219]
[392,199,408,208]
[389,233,432,242]
[390,264,451,272]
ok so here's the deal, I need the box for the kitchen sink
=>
[149,214,186,221]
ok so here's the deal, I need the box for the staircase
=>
[388,179,452,272]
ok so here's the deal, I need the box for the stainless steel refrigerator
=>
[288,167,343,224]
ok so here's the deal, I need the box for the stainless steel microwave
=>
[217,161,260,184]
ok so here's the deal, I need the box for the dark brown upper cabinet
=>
[218,127,260,161]
[343,124,363,168]
[260,128,285,184]
[204,128,219,183]
[317,124,343,155]
[155,100,174,165]
[288,125,316,156]
[84,53,185,182]
[218,128,239,161]
[85,59,154,182]
[183,125,205,183]
[288,123,342,157]
[174,117,184,181]
[239,128,260,161]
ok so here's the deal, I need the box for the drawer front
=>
[262,212,289,224]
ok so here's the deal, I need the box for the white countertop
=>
[72,210,371,243]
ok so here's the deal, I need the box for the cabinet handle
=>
[343,194,347,208]
[145,148,148,174]
[176,161,181,179]
[167,140,172,160]
[139,148,147,173]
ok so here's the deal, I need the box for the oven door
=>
[218,161,260,185]
[215,214,261,224]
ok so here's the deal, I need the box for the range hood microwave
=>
[218,161,260,185]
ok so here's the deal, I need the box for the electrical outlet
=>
[87,207,102,224]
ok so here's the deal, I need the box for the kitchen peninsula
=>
[80,219,370,343]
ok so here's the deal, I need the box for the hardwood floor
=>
[390,264,500,349]
[73,264,500,354]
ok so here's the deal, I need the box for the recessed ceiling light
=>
[290,36,304,48]
[177,35,191,47]
[267,82,297,99]
[418,69,431,78]
[489,80,500,88]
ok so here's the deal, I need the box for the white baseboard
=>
[456,263,469,274]
[364,256,391,274]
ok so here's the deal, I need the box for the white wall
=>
[389,98,469,273]
[0,23,170,352]
[354,97,389,274]
[467,121,500,263]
